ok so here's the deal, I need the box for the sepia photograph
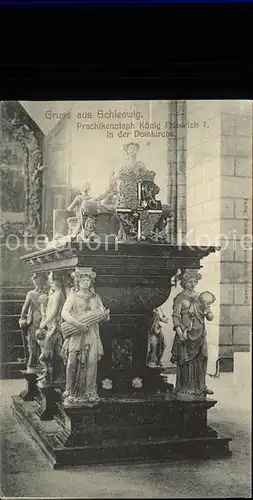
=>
[0,99,252,498]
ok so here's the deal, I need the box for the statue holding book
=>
[61,267,110,406]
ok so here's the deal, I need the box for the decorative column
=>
[13,121,44,236]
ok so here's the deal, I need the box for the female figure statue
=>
[19,274,47,374]
[171,269,215,397]
[61,268,110,406]
[36,272,65,384]
[119,142,146,177]
[146,307,168,368]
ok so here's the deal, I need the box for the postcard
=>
[0,99,252,498]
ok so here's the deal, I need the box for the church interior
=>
[0,100,251,498]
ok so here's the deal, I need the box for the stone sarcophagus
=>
[11,143,232,468]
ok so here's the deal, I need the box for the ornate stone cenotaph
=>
[12,143,231,468]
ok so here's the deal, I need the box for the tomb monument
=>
[11,143,232,468]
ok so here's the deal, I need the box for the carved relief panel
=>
[0,101,44,236]
[112,338,133,370]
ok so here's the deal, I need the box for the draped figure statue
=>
[146,307,168,368]
[171,269,215,397]
[61,268,110,406]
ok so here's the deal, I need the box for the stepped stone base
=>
[12,391,232,469]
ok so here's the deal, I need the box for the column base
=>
[35,380,65,421]
[19,370,41,401]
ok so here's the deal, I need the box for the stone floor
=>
[0,373,251,499]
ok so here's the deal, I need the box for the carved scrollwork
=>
[1,103,44,237]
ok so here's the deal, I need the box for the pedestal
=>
[35,382,64,421]
[11,392,232,468]
[19,370,40,401]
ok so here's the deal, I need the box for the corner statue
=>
[146,307,168,368]
[18,274,48,374]
[61,268,110,406]
[66,180,116,238]
[35,272,65,384]
[171,269,215,397]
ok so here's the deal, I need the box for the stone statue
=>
[77,215,97,243]
[116,142,153,209]
[67,181,116,238]
[146,307,168,368]
[60,268,110,406]
[36,272,65,384]
[119,142,146,178]
[170,269,215,397]
[66,182,92,236]
[39,292,48,320]
[29,149,44,231]
[67,182,92,216]
[116,143,173,242]
[19,274,48,374]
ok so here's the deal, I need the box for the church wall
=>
[185,100,252,373]
[219,101,252,360]
[0,239,45,288]
[167,100,187,245]
[186,100,221,374]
